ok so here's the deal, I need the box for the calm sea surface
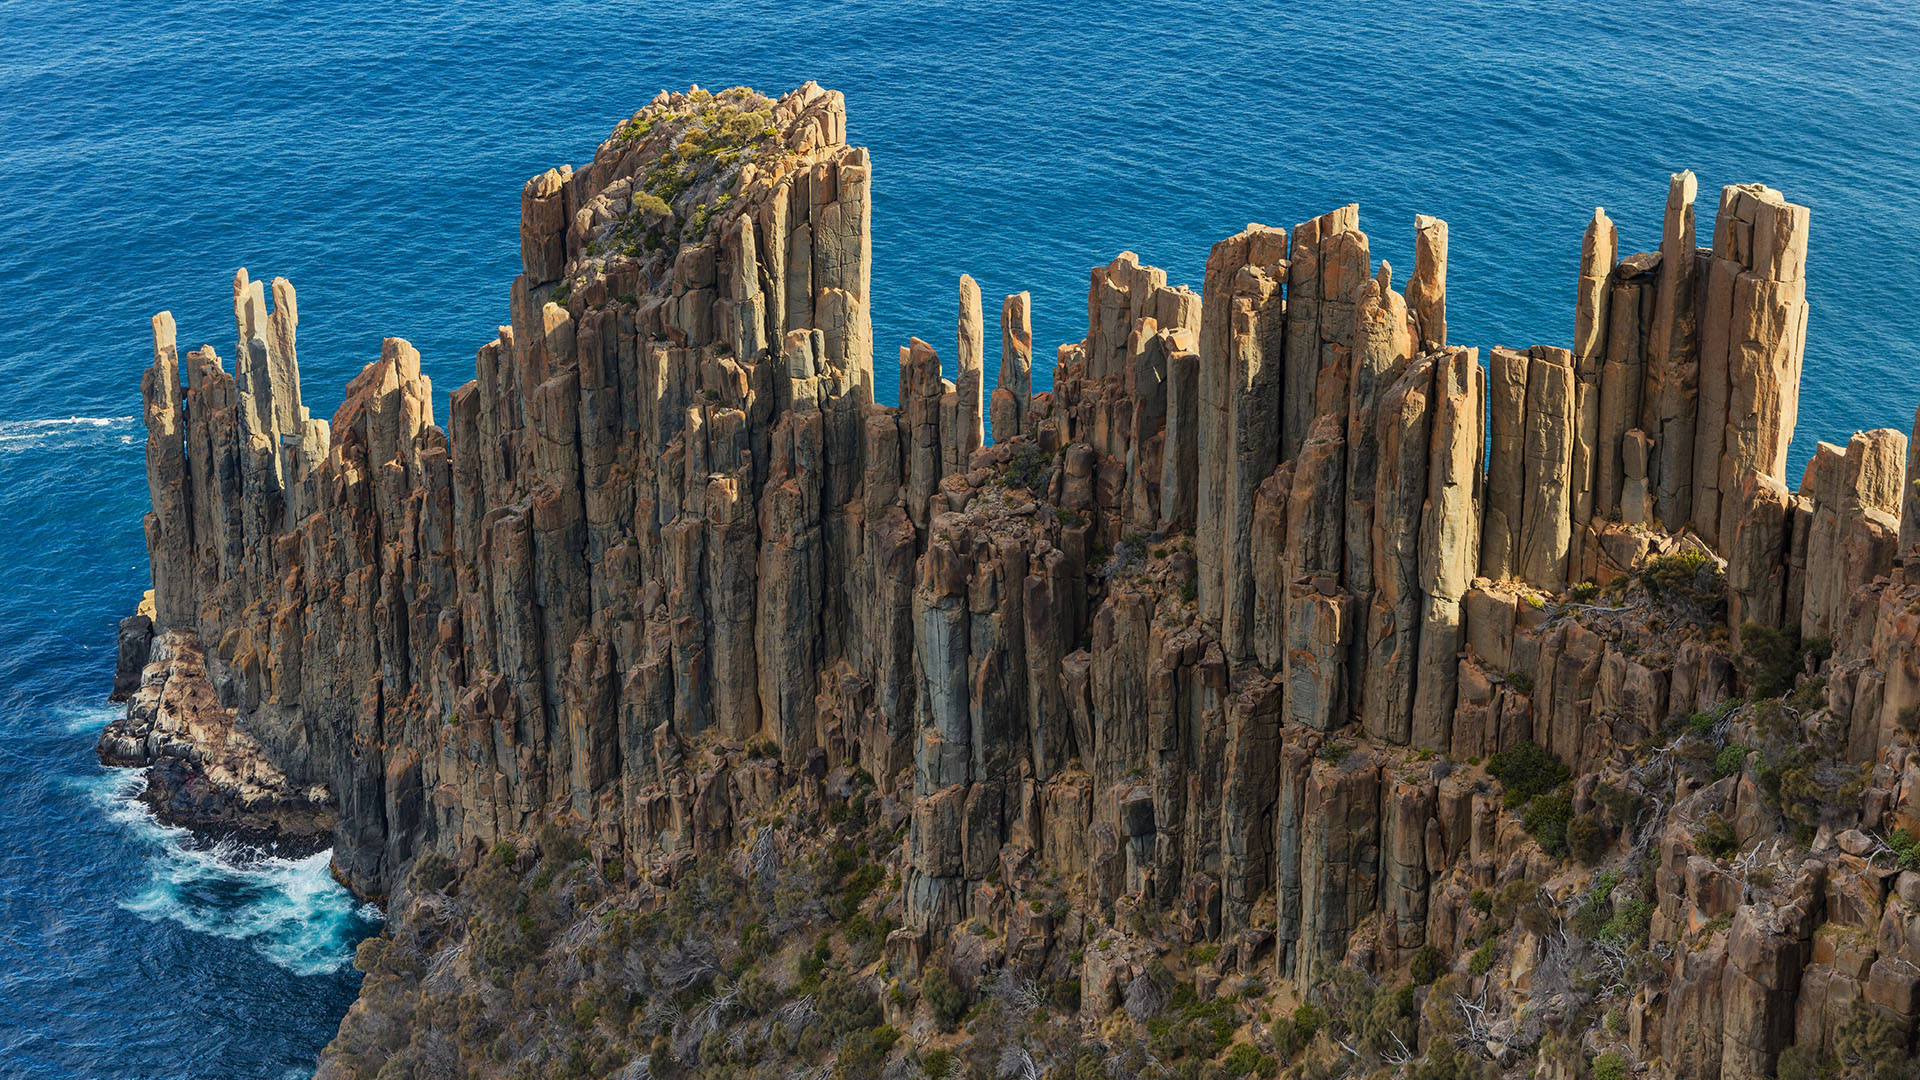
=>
[1,1,1915,1075]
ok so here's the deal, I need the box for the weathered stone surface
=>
[1407,215,1447,353]
[1801,429,1907,639]
[953,274,984,468]
[1716,189,1811,544]
[1596,252,1658,522]
[1415,347,1482,750]
[1647,171,1700,529]
[1903,402,1920,559]
[1517,346,1575,592]
[991,291,1032,440]
[1481,346,1529,580]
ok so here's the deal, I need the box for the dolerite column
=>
[1800,430,1906,640]
[1726,469,1792,636]
[1414,347,1482,750]
[1645,172,1700,530]
[1904,403,1920,557]
[1283,416,1347,730]
[1221,232,1287,660]
[1572,209,1617,533]
[1281,216,1323,461]
[142,312,196,629]
[1480,346,1530,580]
[1620,429,1652,527]
[1595,253,1657,521]
[1518,346,1575,592]
[1196,227,1281,629]
[1345,262,1412,724]
[1692,184,1769,542]
[183,344,243,600]
[520,167,570,285]
[757,401,825,757]
[1363,354,1435,745]
[1314,225,1368,425]
[1158,333,1201,533]
[1407,215,1448,353]
[901,339,943,533]
[231,269,305,504]
[1716,188,1811,545]
[955,274,985,466]
[1284,205,1359,460]
[990,292,1032,440]
[811,148,874,391]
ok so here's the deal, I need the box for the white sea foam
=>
[0,415,136,451]
[58,701,121,734]
[79,768,381,976]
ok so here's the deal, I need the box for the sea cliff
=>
[103,83,1920,1079]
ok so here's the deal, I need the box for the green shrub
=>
[1888,828,1920,871]
[1694,813,1739,859]
[1591,1051,1627,1080]
[1469,941,1496,976]
[921,1048,952,1078]
[1290,999,1320,1045]
[1223,1042,1277,1079]
[923,966,968,1033]
[1601,898,1653,946]
[1566,813,1610,865]
[1523,792,1575,856]
[489,841,518,869]
[1411,1040,1496,1080]
[1594,782,1645,830]
[1831,1002,1912,1078]
[1468,889,1492,915]
[1774,1042,1825,1080]
[411,850,455,893]
[1487,741,1570,806]
[1737,622,1811,699]
[1640,550,1727,624]
[1001,445,1054,492]
[1409,945,1444,986]
[1713,744,1747,778]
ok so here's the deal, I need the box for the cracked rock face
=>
[109,83,1920,1078]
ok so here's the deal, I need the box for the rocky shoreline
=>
[100,623,336,855]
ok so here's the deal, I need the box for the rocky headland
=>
[103,83,1920,1080]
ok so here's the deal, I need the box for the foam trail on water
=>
[57,702,122,734]
[78,769,381,976]
[0,415,136,451]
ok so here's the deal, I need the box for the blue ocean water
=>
[0,1,1915,1076]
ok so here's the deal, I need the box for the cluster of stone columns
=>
[142,270,326,634]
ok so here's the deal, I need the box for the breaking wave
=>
[80,769,382,977]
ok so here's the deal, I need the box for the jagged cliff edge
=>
[100,82,1920,1078]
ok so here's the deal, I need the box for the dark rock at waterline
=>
[98,630,337,854]
[109,613,152,702]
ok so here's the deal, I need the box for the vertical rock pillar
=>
[1646,171,1699,530]
[1414,347,1482,749]
[1571,209,1617,535]
[142,312,196,629]
[1712,187,1811,545]
[990,292,1032,440]
[955,275,984,465]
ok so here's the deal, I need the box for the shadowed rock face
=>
[114,83,1920,1078]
